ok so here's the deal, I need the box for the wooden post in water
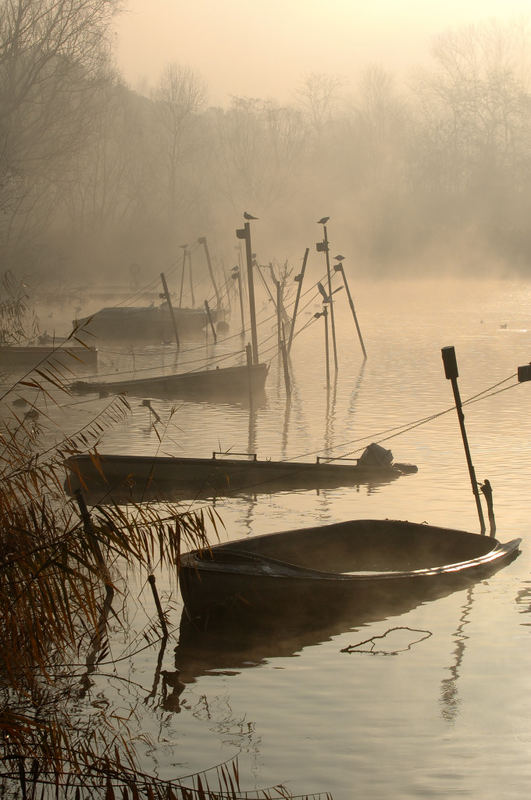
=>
[275,278,282,355]
[288,247,309,354]
[236,220,259,364]
[441,346,486,534]
[147,574,169,638]
[314,307,330,390]
[178,245,187,307]
[334,257,367,360]
[187,249,195,307]
[204,300,217,343]
[160,272,180,350]
[232,266,246,337]
[316,220,338,371]
[198,236,221,309]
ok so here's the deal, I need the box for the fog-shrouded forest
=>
[2,0,531,287]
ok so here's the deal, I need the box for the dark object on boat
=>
[73,304,223,341]
[179,519,521,625]
[64,444,418,502]
[69,362,268,401]
[0,345,98,372]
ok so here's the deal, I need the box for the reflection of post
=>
[246,342,254,411]
[236,221,259,364]
[160,272,180,350]
[440,586,475,722]
[288,247,309,354]
[441,346,485,533]
[281,334,291,397]
[334,257,367,359]
[281,397,291,458]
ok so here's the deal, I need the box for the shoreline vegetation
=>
[0,319,330,798]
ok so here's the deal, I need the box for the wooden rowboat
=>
[64,444,418,501]
[69,362,268,401]
[179,519,520,625]
[74,304,221,340]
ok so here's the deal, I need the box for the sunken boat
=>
[69,362,268,402]
[73,303,222,341]
[179,518,520,626]
[64,443,417,502]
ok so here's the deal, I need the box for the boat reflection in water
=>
[165,520,520,705]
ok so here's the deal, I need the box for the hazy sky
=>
[114,1,531,104]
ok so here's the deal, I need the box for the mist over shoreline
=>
[2,4,531,286]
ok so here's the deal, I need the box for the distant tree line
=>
[1,3,531,282]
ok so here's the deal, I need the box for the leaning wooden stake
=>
[334,261,367,359]
[288,247,309,354]
[198,236,221,309]
[441,346,486,534]
[204,300,217,343]
[148,574,169,638]
[160,272,180,350]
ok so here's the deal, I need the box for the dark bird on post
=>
[318,281,343,303]
[243,212,258,220]
[317,216,329,225]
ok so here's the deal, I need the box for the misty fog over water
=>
[4,277,527,800]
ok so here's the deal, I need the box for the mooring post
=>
[236,221,259,364]
[334,257,367,359]
[480,479,496,536]
[311,305,331,391]
[275,278,282,354]
[187,249,195,307]
[160,272,180,350]
[288,247,309,354]
[178,245,187,307]
[441,346,486,534]
[316,221,338,371]
[147,574,169,638]
[198,236,221,309]
[204,300,217,343]
[232,266,246,336]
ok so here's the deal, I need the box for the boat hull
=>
[69,362,268,401]
[179,519,521,626]
[74,305,221,340]
[64,451,417,502]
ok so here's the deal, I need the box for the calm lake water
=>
[3,276,531,799]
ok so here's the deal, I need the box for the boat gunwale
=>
[65,451,412,476]
[179,521,521,584]
[70,362,268,393]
